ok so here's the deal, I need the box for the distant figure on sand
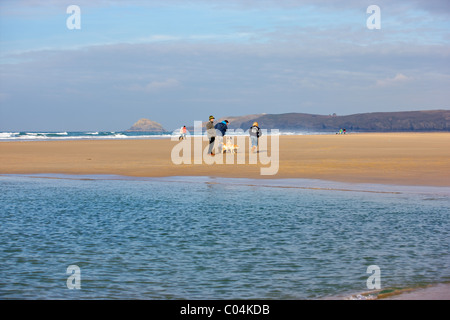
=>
[214,120,229,153]
[249,122,262,153]
[179,126,187,140]
[206,116,216,155]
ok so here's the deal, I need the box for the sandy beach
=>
[1,132,449,186]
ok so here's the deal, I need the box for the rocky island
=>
[126,118,166,132]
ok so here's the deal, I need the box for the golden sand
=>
[1,133,449,186]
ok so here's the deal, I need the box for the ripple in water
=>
[0,175,449,299]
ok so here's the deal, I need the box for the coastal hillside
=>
[220,110,450,132]
[126,118,166,132]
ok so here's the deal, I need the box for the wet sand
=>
[1,132,449,186]
[380,283,450,300]
[343,283,450,300]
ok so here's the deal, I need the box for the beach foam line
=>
[0,131,332,141]
[0,133,174,141]
[1,174,449,196]
[379,283,450,300]
[339,282,450,300]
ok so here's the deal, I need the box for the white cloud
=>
[376,73,412,87]
[128,78,180,92]
[136,35,181,42]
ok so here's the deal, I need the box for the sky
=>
[0,0,449,131]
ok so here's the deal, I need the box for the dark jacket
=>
[214,121,228,136]
[249,125,261,138]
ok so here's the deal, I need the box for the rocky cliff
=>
[224,110,450,132]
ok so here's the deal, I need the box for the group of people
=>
[178,116,262,155]
[206,115,261,156]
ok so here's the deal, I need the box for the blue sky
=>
[1,0,449,131]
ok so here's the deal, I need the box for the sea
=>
[0,173,449,300]
[0,131,173,141]
[0,130,326,141]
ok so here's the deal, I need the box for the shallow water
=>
[0,175,449,299]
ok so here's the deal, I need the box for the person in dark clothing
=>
[249,122,262,153]
[214,120,229,136]
[214,120,229,153]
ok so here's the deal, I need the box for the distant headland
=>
[196,109,450,132]
[127,110,450,133]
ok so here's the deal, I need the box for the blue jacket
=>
[214,121,228,136]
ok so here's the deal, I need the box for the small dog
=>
[222,137,239,153]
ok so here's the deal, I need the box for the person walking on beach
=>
[179,126,187,140]
[249,122,262,153]
[206,116,216,156]
[214,120,229,153]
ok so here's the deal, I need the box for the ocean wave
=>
[0,130,327,141]
[0,131,173,140]
[113,133,128,138]
[0,132,20,138]
[25,132,68,136]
